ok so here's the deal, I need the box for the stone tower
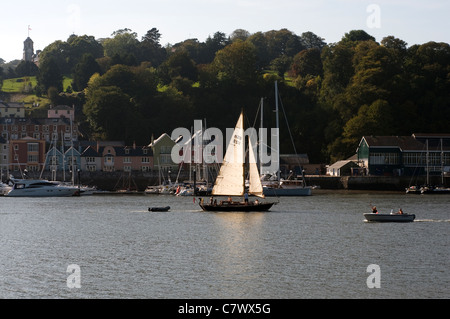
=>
[23,37,34,62]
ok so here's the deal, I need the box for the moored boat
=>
[5,179,79,197]
[148,206,170,212]
[364,213,415,223]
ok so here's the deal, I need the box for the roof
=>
[362,135,450,152]
[361,136,426,151]
[97,145,152,157]
[328,160,359,169]
[81,145,99,157]
[149,133,175,147]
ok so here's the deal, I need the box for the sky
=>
[1,0,449,63]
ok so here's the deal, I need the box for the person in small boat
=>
[227,196,232,203]
[372,206,378,214]
[397,208,404,215]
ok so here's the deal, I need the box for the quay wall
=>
[305,175,449,191]
[17,170,448,191]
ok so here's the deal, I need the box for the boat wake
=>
[414,219,450,223]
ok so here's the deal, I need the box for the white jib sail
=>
[212,112,245,196]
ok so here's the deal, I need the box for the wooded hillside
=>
[1,28,449,163]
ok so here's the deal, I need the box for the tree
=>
[140,28,167,67]
[202,31,230,63]
[291,48,323,78]
[15,60,39,77]
[103,29,140,65]
[161,50,198,83]
[0,66,4,91]
[84,85,134,140]
[341,30,376,43]
[230,29,250,42]
[39,40,71,74]
[300,31,326,50]
[38,56,63,93]
[212,41,258,86]
[72,54,102,91]
[83,64,159,143]
[66,34,104,69]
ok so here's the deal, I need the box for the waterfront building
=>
[78,143,153,173]
[149,133,178,173]
[327,159,360,176]
[8,136,46,174]
[356,134,450,176]
[0,117,79,147]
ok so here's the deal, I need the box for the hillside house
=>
[0,102,26,118]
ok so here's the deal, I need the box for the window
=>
[27,143,39,152]
[104,155,114,165]
[142,157,150,163]
[123,157,131,163]
[27,155,38,162]
[369,152,399,165]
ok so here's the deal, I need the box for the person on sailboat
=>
[244,192,249,205]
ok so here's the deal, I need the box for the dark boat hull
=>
[148,206,170,212]
[364,213,415,222]
[200,202,274,212]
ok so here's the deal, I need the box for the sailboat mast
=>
[441,138,444,185]
[275,81,281,181]
[260,98,263,175]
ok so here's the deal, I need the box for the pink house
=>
[48,105,75,121]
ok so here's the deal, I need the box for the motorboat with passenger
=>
[364,212,415,223]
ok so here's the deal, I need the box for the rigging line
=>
[277,88,308,185]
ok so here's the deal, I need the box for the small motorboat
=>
[364,213,415,223]
[148,206,170,212]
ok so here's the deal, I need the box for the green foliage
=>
[3,28,449,164]
[37,56,63,93]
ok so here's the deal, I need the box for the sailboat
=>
[420,138,450,194]
[199,111,275,212]
[261,81,312,196]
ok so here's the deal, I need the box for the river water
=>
[0,190,448,299]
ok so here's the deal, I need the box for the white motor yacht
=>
[5,179,79,197]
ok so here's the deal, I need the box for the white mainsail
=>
[212,112,245,196]
[248,136,264,198]
[212,111,265,198]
